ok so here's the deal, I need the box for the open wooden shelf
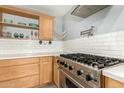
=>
[0,22,39,30]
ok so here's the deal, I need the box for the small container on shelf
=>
[3,32,12,38]
[2,32,7,38]
[4,18,13,23]
[25,36,30,39]
[19,33,24,38]
[30,30,38,40]
[29,23,39,28]
[34,31,38,39]
[31,31,34,39]
[17,22,27,26]
[7,32,12,38]
[14,32,19,38]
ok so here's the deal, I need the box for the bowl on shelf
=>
[17,22,27,26]
[29,23,39,28]
[4,19,13,23]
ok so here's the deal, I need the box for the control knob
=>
[85,75,93,81]
[69,66,74,70]
[60,61,65,65]
[77,70,84,76]
[57,60,59,64]
[64,63,69,68]
[61,61,65,65]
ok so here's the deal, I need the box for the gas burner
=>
[60,53,124,69]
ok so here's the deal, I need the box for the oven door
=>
[59,68,84,88]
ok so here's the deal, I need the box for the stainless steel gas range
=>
[57,53,124,88]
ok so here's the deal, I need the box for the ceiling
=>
[14,5,74,17]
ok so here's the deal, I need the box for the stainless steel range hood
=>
[71,5,110,18]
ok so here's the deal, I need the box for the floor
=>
[42,84,57,88]
[38,84,57,88]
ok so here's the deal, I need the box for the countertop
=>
[103,63,124,83]
[0,52,63,60]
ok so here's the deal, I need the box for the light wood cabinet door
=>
[0,58,40,88]
[0,75,39,88]
[105,76,124,88]
[42,62,52,84]
[39,15,53,40]
[0,58,39,67]
[0,63,39,82]
[40,56,53,85]
[53,57,59,87]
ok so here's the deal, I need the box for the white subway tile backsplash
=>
[63,31,124,59]
[0,39,63,54]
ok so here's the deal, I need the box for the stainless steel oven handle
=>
[59,68,84,88]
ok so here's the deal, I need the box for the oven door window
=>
[65,77,78,88]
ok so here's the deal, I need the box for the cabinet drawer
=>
[40,56,52,62]
[105,77,124,88]
[0,75,39,88]
[0,58,39,67]
[0,64,39,81]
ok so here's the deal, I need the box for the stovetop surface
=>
[60,53,124,69]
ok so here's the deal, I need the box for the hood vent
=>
[71,5,110,18]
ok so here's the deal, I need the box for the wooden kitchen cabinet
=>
[40,56,53,85]
[53,57,59,87]
[39,15,54,40]
[104,76,124,88]
[0,58,40,88]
